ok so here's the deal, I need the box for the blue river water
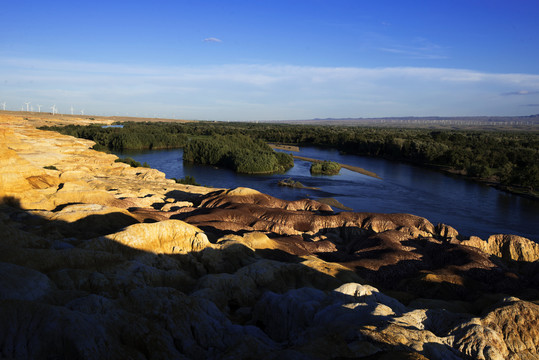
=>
[114,147,539,242]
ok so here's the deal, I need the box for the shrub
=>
[115,157,142,167]
[173,175,200,186]
[310,161,341,175]
[91,143,110,152]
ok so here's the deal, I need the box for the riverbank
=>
[111,145,538,241]
[428,164,539,201]
[276,142,538,200]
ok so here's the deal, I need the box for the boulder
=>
[480,298,539,358]
[105,219,211,254]
[436,223,459,239]
[0,300,122,360]
[462,234,539,262]
[0,262,55,301]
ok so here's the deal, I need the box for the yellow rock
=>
[46,183,120,209]
[217,231,280,250]
[32,203,135,223]
[462,234,539,262]
[161,201,193,211]
[301,255,364,284]
[0,134,48,196]
[105,219,211,254]
[225,187,262,196]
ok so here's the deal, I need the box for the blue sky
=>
[1,0,539,120]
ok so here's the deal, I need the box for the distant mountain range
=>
[274,114,539,127]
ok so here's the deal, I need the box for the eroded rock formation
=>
[1,113,538,359]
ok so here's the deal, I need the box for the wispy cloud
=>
[378,37,447,60]
[203,37,222,43]
[2,57,539,120]
[379,46,447,60]
[502,90,539,96]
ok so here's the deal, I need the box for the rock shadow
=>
[165,189,208,206]
[0,199,369,359]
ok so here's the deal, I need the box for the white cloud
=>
[379,47,447,60]
[203,37,222,43]
[1,57,539,120]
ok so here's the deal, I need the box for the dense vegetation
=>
[41,121,539,194]
[42,123,190,151]
[172,175,200,186]
[183,134,294,174]
[310,161,341,175]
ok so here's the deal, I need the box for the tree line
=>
[40,121,539,193]
[42,123,190,151]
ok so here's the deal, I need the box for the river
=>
[114,147,539,242]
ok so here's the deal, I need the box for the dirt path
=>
[268,144,300,152]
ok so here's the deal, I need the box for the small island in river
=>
[277,178,320,190]
[310,160,342,175]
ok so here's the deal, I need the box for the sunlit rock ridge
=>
[1,113,538,360]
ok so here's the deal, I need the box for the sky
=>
[1,0,539,121]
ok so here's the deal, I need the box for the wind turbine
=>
[37,104,42,112]
[50,105,57,115]
[70,105,74,115]
[1,102,6,111]
[80,109,84,115]
[24,102,30,112]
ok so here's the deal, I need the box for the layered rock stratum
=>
[1,113,538,359]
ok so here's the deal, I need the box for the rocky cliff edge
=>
[1,114,538,360]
